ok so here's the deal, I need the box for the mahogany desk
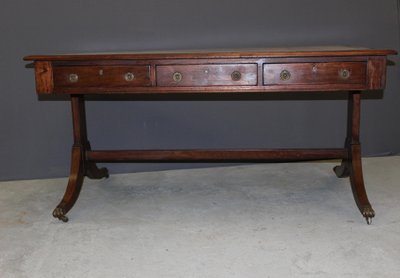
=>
[24,47,396,224]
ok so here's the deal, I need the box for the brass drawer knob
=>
[68,73,79,83]
[172,71,183,82]
[124,72,135,81]
[280,70,291,81]
[231,71,242,81]
[339,69,350,79]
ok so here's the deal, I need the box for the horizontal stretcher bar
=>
[86,148,348,162]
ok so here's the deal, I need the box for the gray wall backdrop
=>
[1,0,399,181]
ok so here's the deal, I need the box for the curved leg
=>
[333,161,350,178]
[85,162,109,179]
[334,155,374,224]
[348,144,374,224]
[53,146,85,222]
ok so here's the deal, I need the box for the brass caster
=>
[362,207,375,225]
[52,207,69,222]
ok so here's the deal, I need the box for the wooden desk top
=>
[24,46,396,61]
[25,46,396,95]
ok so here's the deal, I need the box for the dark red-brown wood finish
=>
[24,47,397,224]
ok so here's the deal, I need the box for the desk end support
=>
[53,96,109,222]
[334,92,374,225]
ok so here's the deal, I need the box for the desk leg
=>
[53,95,109,222]
[334,92,374,224]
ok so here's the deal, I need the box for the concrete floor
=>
[0,157,400,278]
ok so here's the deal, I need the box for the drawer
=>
[53,65,151,88]
[156,64,257,87]
[263,62,366,86]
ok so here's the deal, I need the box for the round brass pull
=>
[124,72,135,81]
[339,69,350,79]
[231,71,242,81]
[172,71,183,82]
[280,70,291,81]
[68,73,79,83]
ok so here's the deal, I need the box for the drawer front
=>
[53,65,151,88]
[156,64,257,87]
[263,62,366,86]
